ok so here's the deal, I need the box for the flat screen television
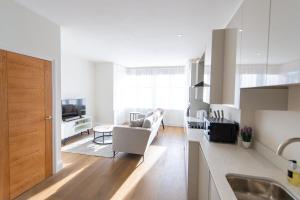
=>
[62,98,86,121]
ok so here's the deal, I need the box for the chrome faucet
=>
[276,137,300,155]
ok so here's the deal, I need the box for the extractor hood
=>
[192,55,208,88]
[192,81,209,87]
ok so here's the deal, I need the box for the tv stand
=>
[61,116,92,144]
[63,116,81,122]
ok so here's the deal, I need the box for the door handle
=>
[45,116,52,120]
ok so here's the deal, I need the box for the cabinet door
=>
[222,28,238,105]
[203,30,225,104]
[267,0,300,85]
[203,36,212,104]
[240,0,270,88]
[198,146,209,200]
[209,173,221,200]
[226,6,242,108]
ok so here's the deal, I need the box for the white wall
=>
[162,110,185,127]
[255,111,300,162]
[0,0,62,172]
[61,52,96,120]
[95,62,114,125]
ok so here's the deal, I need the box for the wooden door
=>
[5,51,52,199]
[0,50,9,200]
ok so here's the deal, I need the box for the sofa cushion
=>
[142,115,154,128]
[130,118,144,127]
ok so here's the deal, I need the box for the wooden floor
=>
[16,126,187,200]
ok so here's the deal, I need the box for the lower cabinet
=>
[209,173,221,200]
[198,146,209,200]
[187,140,221,200]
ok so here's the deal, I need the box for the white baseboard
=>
[55,159,63,173]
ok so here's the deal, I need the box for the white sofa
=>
[112,110,163,157]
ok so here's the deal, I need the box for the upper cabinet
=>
[205,0,300,104]
[240,0,270,88]
[203,34,212,104]
[237,0,300,88]
[267,0,300,86]
[204,28,240,106]
[224,7,242,108]
[203,29,225,104]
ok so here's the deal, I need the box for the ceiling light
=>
[176,34,184,38]
[239,29,243,32]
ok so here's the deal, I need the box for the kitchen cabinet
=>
[187,141,200,200]
[203,29,225,104]
[209,173,221,200]
[225,7,242,108]
[204,27,240,106]
[240,0,270,88]
[267,0,300,86]
[187,137,221,200]
[198,145,209,200]
[222,28,238,106]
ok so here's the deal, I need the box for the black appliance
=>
[62,99,86,121]
[187,121,205,129]
[204,117,239,144]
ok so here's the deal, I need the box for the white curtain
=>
[125,66,186,110]
[113,64,127,125]
[114,66,187,126]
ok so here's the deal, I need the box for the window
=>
[117,66,186,110]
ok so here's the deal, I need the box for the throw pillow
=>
[130,118,144,127]
[142,115,153,128]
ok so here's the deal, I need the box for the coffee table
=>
[93,125,113,144]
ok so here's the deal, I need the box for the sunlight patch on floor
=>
[110,145,167,200]
[27,163,92,200]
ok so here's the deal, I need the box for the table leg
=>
[161,119,165,129]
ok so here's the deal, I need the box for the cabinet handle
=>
[45,116,52,120]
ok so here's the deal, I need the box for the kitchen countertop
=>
[185,116,203,122]
[187,127,300,200]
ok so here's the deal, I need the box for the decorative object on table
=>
[241,126,253,148]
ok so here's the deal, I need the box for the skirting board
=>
[55,160,63,173]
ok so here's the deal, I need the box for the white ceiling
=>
[15,0,242,67]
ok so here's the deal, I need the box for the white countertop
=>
[185,116,203,122]
[187,127,300,200]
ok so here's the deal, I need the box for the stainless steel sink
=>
[226,174,299,200]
